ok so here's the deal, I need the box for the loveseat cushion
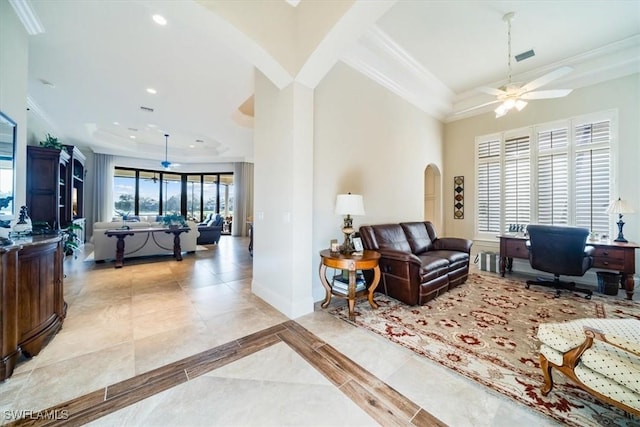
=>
[400,222,434,254]
[370,224,412,253]
[427,250,469,269]
[416,254,449,282]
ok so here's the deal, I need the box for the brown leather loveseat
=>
[359,221,473,305]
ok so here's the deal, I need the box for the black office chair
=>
[525,225,594,299]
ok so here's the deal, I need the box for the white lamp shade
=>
[335,194,365,216]
[606,198,635,215]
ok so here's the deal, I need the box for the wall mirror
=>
[0,112,16,222]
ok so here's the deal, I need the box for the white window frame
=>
[474,110,617,241]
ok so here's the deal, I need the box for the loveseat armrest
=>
[378,249,422,266]
[584,245,595,256]
[433,237,473,253]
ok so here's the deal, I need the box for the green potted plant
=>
[62,222,83,258]
[161,213,187,228]
[39,133,64,151]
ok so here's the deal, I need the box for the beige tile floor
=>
[1,237,555,426]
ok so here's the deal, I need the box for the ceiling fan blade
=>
[454,100,501,115]
[477,86,507,96]
[521,66,573,93]
[520,89,573,100]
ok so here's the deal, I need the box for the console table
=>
[319,249,381,321]
[105,226,190,268]
[499,235,639,300]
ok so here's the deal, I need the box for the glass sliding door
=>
[138,170,160,218]
[202,175,218,220]
[113,168,136,218]
[162,173,182,215]
[186,175,203,222]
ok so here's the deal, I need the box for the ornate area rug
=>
[329,273,640,426]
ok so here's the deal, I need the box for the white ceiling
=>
[22,0,640,166]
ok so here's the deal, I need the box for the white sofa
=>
[92,220,199,262]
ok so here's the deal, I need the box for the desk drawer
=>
[503,239,528,259]
[592,258,625,270]
[592,247,626,270]
[593,247,625,261]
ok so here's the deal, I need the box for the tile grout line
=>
[6,319,444,427]
[5,324,287,426]
[279,321,446,427]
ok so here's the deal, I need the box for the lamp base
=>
[614,218,628,243]
[340,231,355,255]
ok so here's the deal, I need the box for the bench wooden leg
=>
[539,353,554,396]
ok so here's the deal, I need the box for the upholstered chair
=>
[525,224,594,299]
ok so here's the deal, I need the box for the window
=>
[475,112,614,239]
[476,138,501,233]
[503,135,530,227]
[112,168,233,221]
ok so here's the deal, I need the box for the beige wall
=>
[443,74,640,270]
[312,62,444,301]
[0,1,29,215]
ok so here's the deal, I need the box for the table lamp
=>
[335,193,365,254]
[606,197,635,243]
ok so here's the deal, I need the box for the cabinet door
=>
[17,242,61,356]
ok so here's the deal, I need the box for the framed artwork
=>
[454,176,464,219]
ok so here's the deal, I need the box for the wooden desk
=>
[105,226,190,268]
[319,249,381,321]
[499,235,639,300]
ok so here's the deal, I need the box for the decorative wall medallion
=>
[454,176,464,219]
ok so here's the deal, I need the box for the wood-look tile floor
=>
[1,237,553,426]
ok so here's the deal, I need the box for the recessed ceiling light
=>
[146,88,157,94]
[148,124,157,128]
[129,135,136,139]
[113,121,120,125]
[189,144,195,148]
[152,14,167,26]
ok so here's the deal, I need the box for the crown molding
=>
[340,25,453,120]
[27,96,60,134]
[8,0,44,35]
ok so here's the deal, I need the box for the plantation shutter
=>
[503,136,530,229]
[574,120,611,234]
[537,128,569,225]
[477,139,501,233]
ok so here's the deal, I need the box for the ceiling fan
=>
[161,133,180,170]
[459,12,573,118]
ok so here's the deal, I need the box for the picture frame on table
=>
[352,236,364,252]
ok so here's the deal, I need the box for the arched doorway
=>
[424,164,442,231]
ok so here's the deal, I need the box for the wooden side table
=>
[319,249,381,321]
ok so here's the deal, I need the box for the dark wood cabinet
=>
[0,236,64,381]
[26,146,69,229]
[27,145,86,240]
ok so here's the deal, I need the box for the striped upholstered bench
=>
[537,318,640,417]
